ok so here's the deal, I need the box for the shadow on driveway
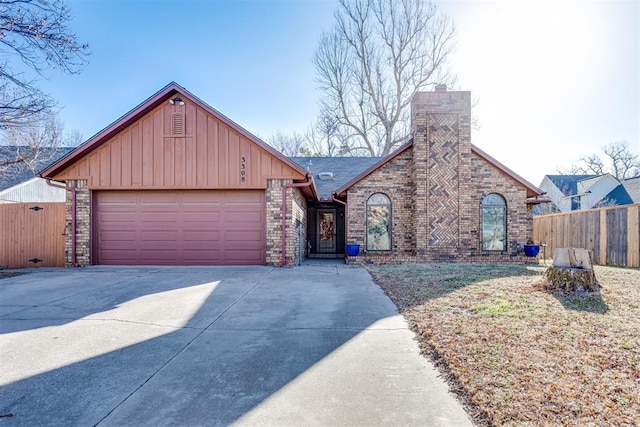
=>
[0,265,472,426]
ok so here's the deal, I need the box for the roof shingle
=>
[0,146,74,191]
[289,157,381,200]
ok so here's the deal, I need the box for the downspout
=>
[332,194,348,252]
[280,174,313,267]
[45,179,78,267]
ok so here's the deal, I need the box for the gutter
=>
[280,174,314,267]
[45,179,78,267]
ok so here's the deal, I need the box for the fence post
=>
[628,206,639,268]
[599,209,607,265]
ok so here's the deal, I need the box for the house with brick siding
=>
[39,82,545,267]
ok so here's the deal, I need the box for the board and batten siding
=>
[0,202,65,268]
[51,100,304,188]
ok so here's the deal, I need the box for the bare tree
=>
[65,128,83,147]
[314,0,456,156]
[563,141,640,180]
[0,112,80,174]
[303,105,358,157]
[603,141,639,179]
[0,0,89,127]
[266,130,307,157]
[591,197,620,209]
[568,153,605,176]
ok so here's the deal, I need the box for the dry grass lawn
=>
[367,263,640,426]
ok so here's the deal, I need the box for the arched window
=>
[366,193,391,251]
[482,193,507,251]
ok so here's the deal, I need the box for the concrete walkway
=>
[0,264,472,426]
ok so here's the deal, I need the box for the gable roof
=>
[470,145,543,198]
[289,156,381,201]
[545,174,598,196]
[602,184,634,206]
[333,140,543,199]
[622,176,640,203]
[39,82,312,184]
[334,139,414,197]
[0,146,74,191]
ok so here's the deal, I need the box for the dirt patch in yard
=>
[367,263,640,426]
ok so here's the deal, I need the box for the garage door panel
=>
[140,230,179,241]
[100,203,135,215]
[101,194,138,204]
[99,249,137,262]
[225,230,263,241]
[139,203,181,211]
[140,212,180,221]
[183,230,220,241]
[182,212,221,222]
[225,211,262,222]
[224,250,264,264]
[96,190,265,265]
[182,249,222,260]
[140,193,179,203]
[182,193,222,203]
[99,212,137,222]
[139,250,180,262]
[100,231,136,241]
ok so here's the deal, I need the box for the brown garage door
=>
[95,190,265,265]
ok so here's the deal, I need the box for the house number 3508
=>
[241,157,246,183]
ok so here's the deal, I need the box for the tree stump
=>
[544,248,601,294]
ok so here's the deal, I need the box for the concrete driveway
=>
[0,264,472,426]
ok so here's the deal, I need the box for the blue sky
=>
[39,0,639,186]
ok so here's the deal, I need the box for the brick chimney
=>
[410,89,472,256]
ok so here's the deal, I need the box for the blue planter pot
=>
[523,244,540,257]
[345,244,361,256]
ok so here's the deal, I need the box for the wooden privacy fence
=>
[533,203,640,268]
[0,202,66,268]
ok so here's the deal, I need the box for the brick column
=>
[265,179,285,265]
[65,180,90,266]
[287,187,307,266]
[265,179,307,266]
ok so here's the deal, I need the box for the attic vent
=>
[172,112,185,136]
[318,172,334,180]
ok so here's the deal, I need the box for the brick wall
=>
[65,179,90,267]
[265,179,285,265]
[288,186,307,266]
[346,89,534,264]
[468,154,534,256]
[346,148,415,261]
[265,179,308,266]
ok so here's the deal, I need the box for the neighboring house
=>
[0,146,74,203]
[0,177,66,203]
[39,82,545,267]
[622,176,640,204]
[538,174,635,213]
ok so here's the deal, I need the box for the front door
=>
[317,209,337,253]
